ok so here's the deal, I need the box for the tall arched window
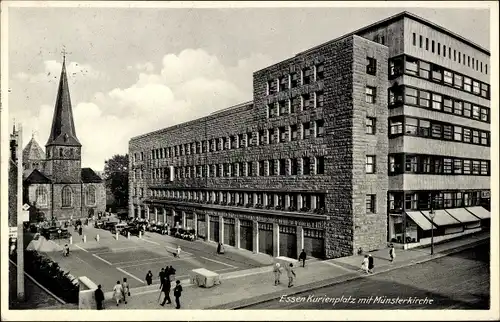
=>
[86,186,96,206]
[62,186,73,207]
[36,186,48,206]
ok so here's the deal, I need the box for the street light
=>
[429,208,435,255]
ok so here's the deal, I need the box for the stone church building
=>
[22,57,106,222]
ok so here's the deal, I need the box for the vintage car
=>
[41,226,71,240]
[170,228,196,241]
[94,220,105,229]
[110,223,128,234]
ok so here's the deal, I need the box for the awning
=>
[445,208,481,223]
[465,206,491,219]
[421,209,460,226]
[405,211,435,231]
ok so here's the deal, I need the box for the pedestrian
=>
[286,263,296,288]
[176,245,181,258]
[273,263,282,286]
[219,243,225,254]
[216,242,221,254]
[112,280,123,306]
[361,255,369,274]
[173,280,183,309]
[298,249,307,268]
[368,254,374,274]
[389,245,396,263]
[159,268,165,286]
[146,270,153,285]
[78,225,83,236]
[63,244,70,257]
[95,284,105,310]
[122,277,130,304]
[159,275,172,306]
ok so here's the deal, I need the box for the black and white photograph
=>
[1,1,498,320]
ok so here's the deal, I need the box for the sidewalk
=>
[98,230,488,310]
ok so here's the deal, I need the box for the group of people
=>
[93,277,131,310]
[157,266,183,309]
[361,245,396,274]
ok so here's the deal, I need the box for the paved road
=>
[244,243,490,310]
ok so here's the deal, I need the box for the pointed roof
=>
[24,169,52,184]
[23,136,45,161]
[81,168,103,183]
[46,57,81,147]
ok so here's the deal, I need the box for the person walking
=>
[361,255,369,274]
[298,249,307,268]
[216,242,221,254]
[389,245,396,263]
[176,245,181,258]
[368,254,374,274]
[160,276,172,306]
[112,281,123,306]
[95,284,105,310]
[122,277,130,304]
[273,263,282,286]
[159,268,166,286]
[286,263,296,288]
[146,270,153,285]
[173,280,183,309]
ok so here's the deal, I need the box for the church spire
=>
[46,52,81,147]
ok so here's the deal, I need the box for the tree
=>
[103,154,129,209]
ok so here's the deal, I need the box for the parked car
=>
[94,220,105,229]
[41,227,71,240]
[110,223,128,234]
[171,228,196,241]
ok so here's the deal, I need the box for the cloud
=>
[14,60,104,84]
[14,49,273,170]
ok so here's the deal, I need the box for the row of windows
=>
[411,33,488,75]
[266,64,324,95]
[389,116,490,147]
[36,185,96,208]
[147,120,326,162]
[389,190,489,212]
[144,156,327,181]
[390,55,490,99]
[389,154,490,176]
[267,91,324,118]
[147,189,327,213]
[389,85,489,123]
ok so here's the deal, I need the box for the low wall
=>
[78,276,98,310]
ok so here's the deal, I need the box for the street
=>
[244,243,490,310]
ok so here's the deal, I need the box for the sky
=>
[5,4,491,171]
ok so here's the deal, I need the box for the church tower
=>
[44,56,82,183]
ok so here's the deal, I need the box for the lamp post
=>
[429,208,435,255]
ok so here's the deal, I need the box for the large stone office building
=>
[129,11,491,259]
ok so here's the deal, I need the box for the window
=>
[419,61,430,78]
[485,64,488,74]
[279,100,288,115]
[389,86,403,106]
[443,71,453,85]
[268,129,275,144]
[463,160,471,174]
[453,74,463,89]
[62,186,73,207]
[481,132,488,145]
[303,67,313,85]
[258,161,265,176]
[316,120,325,137]
[419,120,430,137]
[366,195,376,213]
[316,156,325,174]
[405,57,418,75]
[86,186,96,205]
[390,119,403,135]
[259,130,266,146]
[431,65,442,81]
[480,161,489,175]
[472,81,480,94]
[366,155,376,173]
[464,77,472,92]
[36,186,48,206]
[431,123,442,138]
[291,159,298,175]
[422,156,431,173]
[412,33,416,46]
[315,91,324,108]
[302,93,312,110]
[453,159,462,174]
[291,96,300,113]
[268,103,277,118]
[366,57,377,75]
[434,158,442,173]
[316,64,325,80]
[472,105,480,120]
[437,43,441,55]
[454,126,462,141]
[425,38,429,50]
[419,35,423,48]
[389,57,404,77]
[472,160,480,175]
[290,124,298,141]
[480,107,489,121]
[454,101,463,115]
[443,97,453,113]
[279,159,286,175]
[419,90,430,107]
[365,86,376,103]
[443,125,453,140]
[405,87,418,105]
[365,117,376,134]
[468,56,470,66]
[472,130,480,144]
[267,79,277,95]
[291,72,299,88]
[279,75,289,91]
[405,117,418,135]
[405,155,418,172]
[480,83,489,98]
[238,134,245,148]
[463,128,471,143]
[279,127,287,142]
[405,193,418,210]
[443,158,452,174]
[269,160,276,176]
[432,94,442,110]
[302,157,311,175]
[302,122,311,139]
[463,102,472,117]
[431,40,435,53]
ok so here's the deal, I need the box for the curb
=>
[210,238,489,309]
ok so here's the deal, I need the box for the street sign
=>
[9,227,18,239]
[21,210,30,222]
[22,203,30,211]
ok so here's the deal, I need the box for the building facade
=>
[22,58,106,222]
[128,11,490,259]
